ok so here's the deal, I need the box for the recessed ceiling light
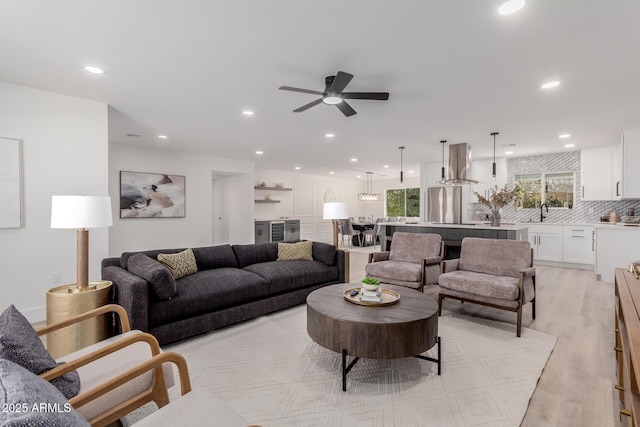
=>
[383,165,389,168]
[158,135,168,139]
[498,0,525,15]
[564,144,575,148]
[242,110,254,116]
[558,134,571,139]
[83,65,105,74]
[255,150,263,155]
[505,151,514,155]
[294,166,301,170]
[325,133,335,138]
[356,175,362,178]
[329,171,335,175]
[350,158,358,162]
[408,170,414,174]
[541,80,560,89]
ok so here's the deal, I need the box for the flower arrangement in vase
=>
[473,184,518,226]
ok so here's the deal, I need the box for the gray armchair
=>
[438,237,536,337]
[365,232,443,291]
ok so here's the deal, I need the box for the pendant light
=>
[399,146,405,183]
[358,172,380,201]
[440,140,447,182]
[491,132,499,179]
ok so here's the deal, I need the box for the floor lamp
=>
[47,195,113,357]
[323,202,348,248]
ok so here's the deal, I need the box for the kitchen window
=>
[514,172,574,208]
[386,188,420,217]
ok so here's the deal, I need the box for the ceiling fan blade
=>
[336,100,357,117]
[279,86,323,95]
[293,98,323,112]
[342,92,390,100]
[328,71,354,94]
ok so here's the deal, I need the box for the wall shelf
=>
[255,199,281,203]
[255,186,292,191]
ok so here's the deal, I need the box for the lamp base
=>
[46,281,112,358]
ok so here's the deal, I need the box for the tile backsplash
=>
[471,151,640,223]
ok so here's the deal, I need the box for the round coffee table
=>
[306,283,440,391]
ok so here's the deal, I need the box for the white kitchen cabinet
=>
[562,225,595,265]
[528,225,563,262]
[620,129,640,199]
[596,225,640,283]
[580,147,615,201]
[470,158,507,200]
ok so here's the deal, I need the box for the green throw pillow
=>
[277,241,313,261]
[158,248,198,279]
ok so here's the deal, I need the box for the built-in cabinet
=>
[621,129,640,199]
[527,225,563,262]
[581,130,640,201]
[581,147,616,201]
[255,221,269,243]
[470,158,508,199]
[562,225,595,265]
[254,219,300,243]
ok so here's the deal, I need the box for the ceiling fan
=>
[279,71,389,117]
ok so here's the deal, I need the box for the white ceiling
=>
[1,0,639,181]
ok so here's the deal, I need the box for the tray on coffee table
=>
[343,287,400,307]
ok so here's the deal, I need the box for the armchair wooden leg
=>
[438,294,444,316]
[516,307,522,337]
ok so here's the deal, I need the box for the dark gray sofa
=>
[101,241,349,345]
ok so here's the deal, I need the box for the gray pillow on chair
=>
[0,358,90,426]
[0,305,80,399]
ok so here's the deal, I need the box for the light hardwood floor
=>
[348,248,621,427]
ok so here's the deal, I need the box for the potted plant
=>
[361,277,381,291]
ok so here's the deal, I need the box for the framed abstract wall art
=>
[120,171,185,218]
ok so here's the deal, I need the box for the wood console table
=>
[614,268,640,425]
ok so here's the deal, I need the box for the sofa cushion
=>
[158,249,198,279]
[277,241,313,261]
[365,260,422,283]
[244,260,338,295]
[389,232,441,264]
[149,268,269,327]
[312,241,337,266]
[232,242,279,268]
[0,305,80,400]
[0,358,90,427]
[127,253,177,300]
[439,270,520,301]
[458,238,532,277]
[121,248,185,269]
[191,244,238,270]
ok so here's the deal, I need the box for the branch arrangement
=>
[474,184,518,210]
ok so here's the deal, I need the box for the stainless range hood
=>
[438,143,478,185]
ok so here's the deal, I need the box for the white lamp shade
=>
[323,202,348,220]
[51,195,113,229]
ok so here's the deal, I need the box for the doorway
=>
[212,171,253,245]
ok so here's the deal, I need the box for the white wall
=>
[0,82,109,321]
[109,144,254,255]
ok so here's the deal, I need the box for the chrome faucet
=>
[540,203,548,222]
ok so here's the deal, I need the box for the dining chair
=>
[362,218,384,247]
[338,219,362,247]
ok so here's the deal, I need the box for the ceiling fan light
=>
[323,96,343,105]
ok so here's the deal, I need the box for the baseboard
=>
[533,260,595,271]
[22,305,46,324]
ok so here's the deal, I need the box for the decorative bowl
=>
[623,216,640,224]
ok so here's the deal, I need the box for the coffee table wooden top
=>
[306,283,439,359]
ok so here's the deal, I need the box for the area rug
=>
[124,305,556,427]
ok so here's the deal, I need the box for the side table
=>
[46,280,112,358]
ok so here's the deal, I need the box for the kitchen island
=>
[380,222,529,258]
